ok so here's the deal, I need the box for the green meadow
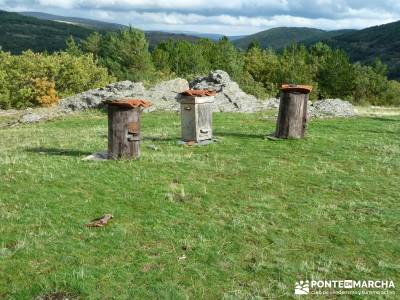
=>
[0,111,399,299]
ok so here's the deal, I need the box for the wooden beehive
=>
[107,99,151,159]
[179,95,214,142]
[275,84,313,139]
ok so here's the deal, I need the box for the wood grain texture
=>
[275,92,309,139]
[108,106,141,159]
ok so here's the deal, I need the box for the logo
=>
[293,279,395,296]
[295,280,310,295]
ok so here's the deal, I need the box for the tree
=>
[352,63,388,104]
[247,40,262,51]
[81,32,102,59]
[84,28,155,82]
[243,47,279,97]
[317,49,355,99]
[278,44,315,85]
[152,39,211,78]
[211,37,244,80]
[65,36,82,56]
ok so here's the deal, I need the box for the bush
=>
[381,80,400,106]
[30,78,58,107]
[54,52,114,97]
[0,50,114,109]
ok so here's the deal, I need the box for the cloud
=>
[1,0,399,35]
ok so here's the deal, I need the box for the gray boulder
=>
[190,70,231,92]
[190,70,271,112]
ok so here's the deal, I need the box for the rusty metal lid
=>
[181,89,217,97]
[280,84,313,94]
[106,99,152,108]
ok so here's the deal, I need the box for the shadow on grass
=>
[367,117,399,122]
[26,147,92,157]
[360,130,398,135]
[143,136,178,142]
[214,131,266,139]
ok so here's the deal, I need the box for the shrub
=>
[0,50,114,109]
[54,52,114,97]
[0,69,11,109]
[30,78,59,107]
[381,81,400,106]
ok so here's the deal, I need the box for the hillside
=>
[0,10,201,53]
[233,22,400,79]
[21,12,203,48]
[21,12,226,41]
[20,11,127,31]
[21,11,201,47]
[0,10,94,53]
[233,27,355,50]
[323,20,400,78]
[145,31,200,49]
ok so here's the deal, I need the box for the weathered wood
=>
[179,95,214,142]
[108,106,141,159]
[197,102,213,141]
[275,91,309,139]
[181,102,196,142]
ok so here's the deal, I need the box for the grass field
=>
[0,111,399,299]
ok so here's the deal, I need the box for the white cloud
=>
[1,0,400,35]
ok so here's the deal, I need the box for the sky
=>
[1,0,400,35]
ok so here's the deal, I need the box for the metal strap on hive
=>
[106,99,152,108]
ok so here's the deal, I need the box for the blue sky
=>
[1,0,399,35]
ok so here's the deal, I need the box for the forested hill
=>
[2,9,400,79]
[0,10,200,53]
[233,21,400,79]
[0,10,94,53]
[233,27,356,50]
[20,11,127,31]
[21,11,201,47]
[322,21,400,79]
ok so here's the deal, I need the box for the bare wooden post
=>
[107,99,152,159]
[179,90,216,143]
[275,84,313,139]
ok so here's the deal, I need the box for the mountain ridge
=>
[233,27,358,50]
[0,10,201,53]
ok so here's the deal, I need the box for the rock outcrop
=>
[56,71,354,118]
[59,79,189,112]
[58,71,276,113]
[190,70,274,112]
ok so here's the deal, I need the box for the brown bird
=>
[85,214,113,227]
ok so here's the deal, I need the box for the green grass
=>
[0,111,399,299]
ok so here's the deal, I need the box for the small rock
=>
[83,151,108,161]
[308,99,355,118]
[19,113,47,123]
[146,144,160,151]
